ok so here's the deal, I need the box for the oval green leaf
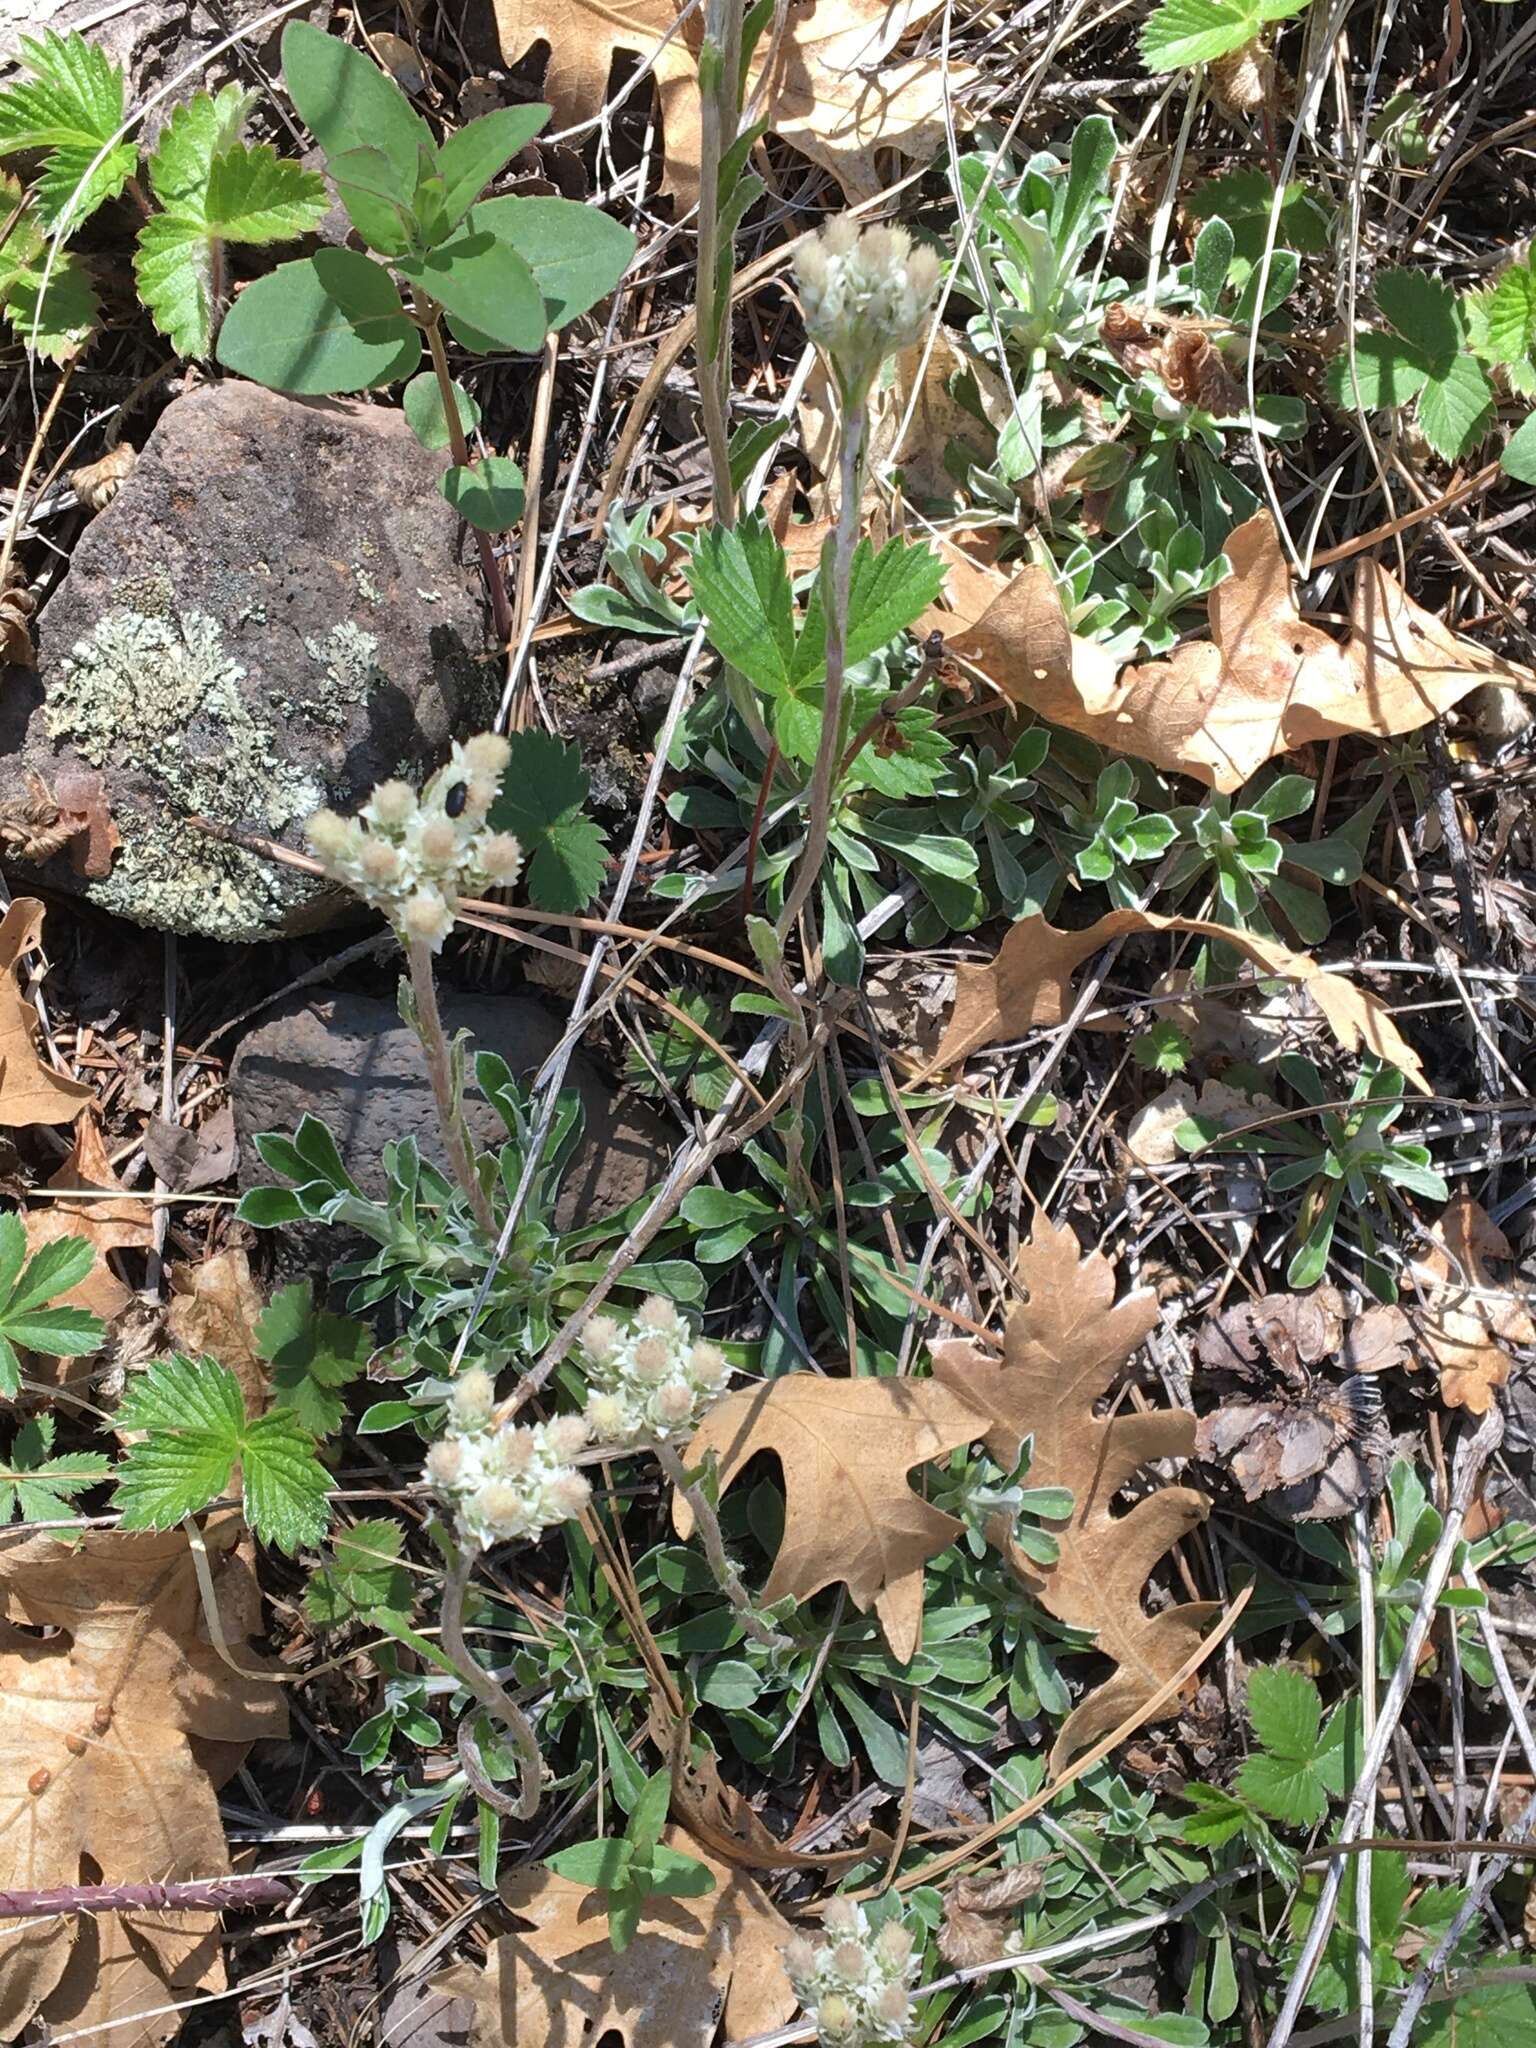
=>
[281,19,430,194]
[402,371,481,450]
[471,194,635,327]
[397,226,545,352]
[441,455,525,531]
[216,249,420,393]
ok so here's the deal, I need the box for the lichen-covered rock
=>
[230,993,673,1230]
[0,382,496,941]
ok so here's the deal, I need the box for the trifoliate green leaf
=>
[488,730,611,913]
[1234,1666,1331,1827]
[0,174,99,361]
[1326,330,1429,411]
[0,29,136,225]
[0,1216,104,1398]
[1140,0,1307,73]
[0,1413,109,1524]
[684,514,798,697]
[306,1518,413,1625]
[254,1280,372,1439]
[1420,1958,1536,2048]
[1369,267,1459,370]
[136,92,327,358]
[1501,412,1536,484]
[1478,261,1536,367]
[791,534,947,689]
[112,1353,330,1553]
[1417,351,1496,459]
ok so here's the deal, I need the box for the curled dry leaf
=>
[0,899,93,1129]
[0,560,37,665]
[946,512,1533,791]
[1102,302,1243,415]
[1408,1193,1535,1414]
[23,1114,155,1324]
[938,1862,1047,1967]
[0,768,118,878]
[491,0,968,205]
[69,441,136,512]
[923,907,1429,1093]
[434,1828,796,2048]
[1194,1289,1401,1520]
[931,1217,1218,1769]
[0,1519,287,2047]
[674,1374,988,1663]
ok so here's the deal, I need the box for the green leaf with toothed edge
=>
[0,29,135,226]
[1139,0,1308,72]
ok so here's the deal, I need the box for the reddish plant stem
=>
[0,1875,293,1919]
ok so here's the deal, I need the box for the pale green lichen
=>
[45,606,327,941]
[303,621,383,714]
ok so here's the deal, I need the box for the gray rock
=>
[1,382,496,941]
[230,992,673,1229]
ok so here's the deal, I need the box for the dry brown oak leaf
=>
[0,1520,287,2047]
[0,897,92,1129]
[22,1111,156,1324]
[434,1828,796,2048]
[490,0,969,205]
[944,511,1532,792]
[924,907,1428,1093]
[673,1375,987,1663]
[1408,1193,1536,1415]
[931,1218,1218,1770]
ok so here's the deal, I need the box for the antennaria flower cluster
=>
[793,218,941,402]
[581,1296,730,1445]
[306,732,522,951]
[427,1368,591,1551]
[783,1898,920,2047]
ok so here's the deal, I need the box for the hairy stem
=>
[774,401,866,951]
[440,1546,543,1820]
[655,1439,789,1651]
[695,0,744,526]
[0,1876,293,1919]
[404,937,497,1238]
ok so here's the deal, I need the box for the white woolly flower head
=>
[304,732,522,951]
[793,218,941,400]
[428,1387,592,1553]
[783,1899,920,2048]
[580,1297,729,1446]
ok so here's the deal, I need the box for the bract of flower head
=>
[304,732,522,951]
[793,218,941,401]
[783,1899,920,2048]
[580,1296,730,1445]
[428,1387,593,1552]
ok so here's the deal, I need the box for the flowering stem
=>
[404,937,497,1238]
[655,1438,790,1651]
[440,1545,543,1821]
[774,400,865,953]
[695,0,744,526]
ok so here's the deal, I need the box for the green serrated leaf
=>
[1245,1665,1322,1758]
[0,30,136,226]
[791,534,947,689]
[216,248,420,394]
[1479,261,1536,366]
[112,1353,330,1552]
[488,730,610,912]
[1140,0,1307,73]
[1418,351,1496,459]
[1501,412,1536,484]
[685,514,796,696]
[1326,331,1429,411]
[255,1281,372,1439]
[306,1517,412,1624]
[146,84,255,211]
[7,1233,94,1314]
[1373,268,1460,371]
[1235,1750,1329,1828]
